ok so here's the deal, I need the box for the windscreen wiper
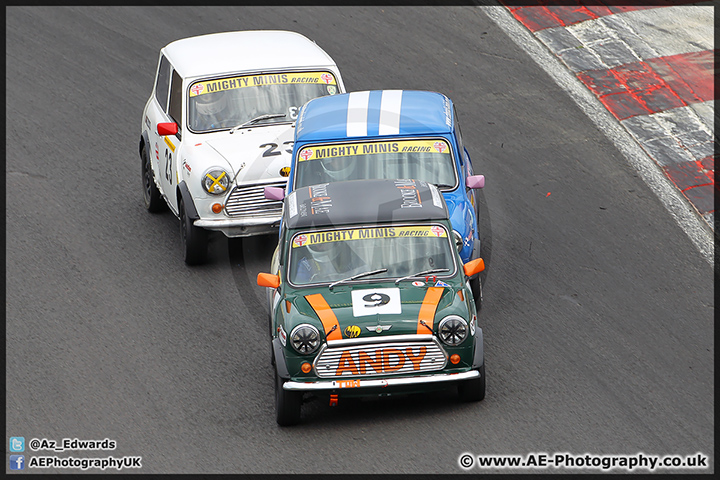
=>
[230,113,287,133]
[329,268,388,290]
[394,268,449,285]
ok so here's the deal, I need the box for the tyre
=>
[458,364,485,402]
[141,145,166,213]
[275,369,302,426]
[270,338,276,367]
[179,198,208,265]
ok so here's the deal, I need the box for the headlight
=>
[290,324,320,354]
[202,168,230,195]
[438,315,468,346]
[453,230,463,252]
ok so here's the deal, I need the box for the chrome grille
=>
[314,340,447,378]
[225,181,286,218]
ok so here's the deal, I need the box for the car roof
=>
[295,90,454,143]
[284,178,449,230]
[162,30,339,79]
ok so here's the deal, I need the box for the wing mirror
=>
[264,186,286,200]
[463,258,485,277]
[466,175,485,189]
[257,273,280,289]
[157,122,178,136]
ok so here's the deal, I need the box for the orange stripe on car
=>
[305,293,342,340]
[417,287,443,334]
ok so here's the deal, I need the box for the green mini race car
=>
[257,178,486,426]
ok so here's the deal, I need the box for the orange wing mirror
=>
[257,272,280,289]
[463,258,485,277]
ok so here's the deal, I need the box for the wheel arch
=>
[139,131,150,158]
[177,181,200,220]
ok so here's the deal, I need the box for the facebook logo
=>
[9,437,25,452]
[9,455,25,470]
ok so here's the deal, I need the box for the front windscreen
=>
[188,72,338,132]
[288,224,456,286]
[294,139,457,189]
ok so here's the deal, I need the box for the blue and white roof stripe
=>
[295,90,454,143]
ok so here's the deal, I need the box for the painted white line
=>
[561,5,715,67]
[605,5,715,58]
[621,104,714,166]
[481,6,713,265]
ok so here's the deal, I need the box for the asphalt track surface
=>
[5,6,714,474]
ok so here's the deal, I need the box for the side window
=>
[168,69,183,134]
[154,55,171,112]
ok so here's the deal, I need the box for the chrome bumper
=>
[193,216,281,237]
[283,370,480,392]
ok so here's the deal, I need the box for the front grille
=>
[225,181,286,218]
[314,340,447,378]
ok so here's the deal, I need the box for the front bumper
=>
[283,369,480,392]
[193,215,281,237]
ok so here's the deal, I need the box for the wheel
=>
[458,364,485,402]
[141,145,166,213]
[179,198,208,265]
[470,275,482,312]
[275,369,302,426]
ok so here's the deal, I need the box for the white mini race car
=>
[139,31,345,264]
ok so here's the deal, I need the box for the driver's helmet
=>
[307,241,337,266]
[194,91,227,117]
[320,155,356,181]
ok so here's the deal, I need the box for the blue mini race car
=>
[279,90,486,303]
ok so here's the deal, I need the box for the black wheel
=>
[141,145,166,213]
[179,198,208,265]
[275,369,301,426]
[458,364,485,402]
[470,275,482,312]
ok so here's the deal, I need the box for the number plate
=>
[336,379,360,389]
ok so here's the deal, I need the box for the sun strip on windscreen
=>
[297,139,450,162]
[291,226,448,248]
[417,287,444,334]
[305,294,342,341]
[189,72,337,97]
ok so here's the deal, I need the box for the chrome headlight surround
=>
[438,315,469,346]
[289,324,320,355]
[201,168,230,195]
[453,230,463,252]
